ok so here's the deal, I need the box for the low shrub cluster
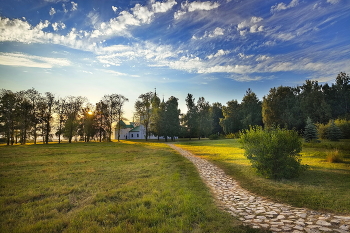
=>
[240,126,308,179]
[208,134,220,140]
[317,119,350,140]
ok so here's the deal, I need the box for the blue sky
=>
[0,0,349,119]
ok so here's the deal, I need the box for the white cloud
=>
[271,0,299,13]
[174,1,220,20]
[71,1,78,11]
[52,22,66,31]
[230,74,264,82]
[62,3,68,13]
[256,55,270,61]
[49,7,56,16]
[237,16,264,36]
[100,69,140,77]
[207,49,229,59]
[198,65,251,74]
[112,6,118,13]
[152,0,177,13]
[0,52,71,68]
[327,0,340,4]
[193,27,225,40]
[238,53,253,59]
[186,1,220,12]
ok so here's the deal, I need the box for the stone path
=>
[168,144,350,233]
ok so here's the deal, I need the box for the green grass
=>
[175,139,350,215]
[0,141,267,233]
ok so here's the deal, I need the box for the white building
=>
[112,120,175,140]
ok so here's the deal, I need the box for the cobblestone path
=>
[168,144,350,233]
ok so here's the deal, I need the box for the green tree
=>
[135,92,152,141]
[300,80,331,124]
[54,97,67,143]
[164,96,180,141]
[220,100,242,134]
[150,91,162,140]
[240,126,307,179]
[240,88,262,129]
[26,88,41,144]
[197,97,212,139]
[63,96,86,143]
[262,86,303,130]
[115,95,129,142]
[326,120,342,141]
[210,102,224,135]
[0,90,17,145]
[184,93,198,139]
[304,117,318,142]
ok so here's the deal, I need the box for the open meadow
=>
[175,139,350,215]
[0,141,265,233]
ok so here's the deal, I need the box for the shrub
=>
[316,123,328,139]
[304,117,318,142]
[327,120,342,141]
[240,126,308,180]
[326,149,343,163]
[208,134,220,140]
[225,133,239,139]
[335,119,350,139]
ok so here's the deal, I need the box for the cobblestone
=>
[169,144,350,233]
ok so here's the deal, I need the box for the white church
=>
[111,121,166,140]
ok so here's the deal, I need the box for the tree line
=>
[1,72,349,144]
[0,89,128,145]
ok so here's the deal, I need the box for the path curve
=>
[168,144,350,233]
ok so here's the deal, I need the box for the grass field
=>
[0,141,266,233]
[175,139,350,215]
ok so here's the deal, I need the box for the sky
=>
[0,0,349,120]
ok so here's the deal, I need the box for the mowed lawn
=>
[0,141,266,233]
[175,139,350,215]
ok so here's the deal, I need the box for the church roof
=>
[129,126,140,132]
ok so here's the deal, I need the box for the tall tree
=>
[115,95,129,142]
[197,97,212,139]
[164,96,180,141]
[262,86,302,130]
[134,92,152,141]
[54,97,67,143]
[95,101,107,142]
[210,102,224,135]
[43,92,55,144]
[16,91,32,144]
[240,88,262,129]
[26,88,41,144]
[324,72,350,119]
[63,96,86,143]
[220,100,242,134]
[0,90,17,145]
[81,105,96,142]
[299,80,331,124]
[184,93,198,139]
[150,91,162,140]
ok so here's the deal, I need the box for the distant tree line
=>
[1,72,349,144]
[0,89,128,145]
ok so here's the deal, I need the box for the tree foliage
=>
[240,126,307,179]
[303,117,318,142]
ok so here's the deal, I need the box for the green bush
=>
[208,134,220,140]
[327,120,342,141]
[335,119,350,139]
[225,133,240,139]
[304,117,318,142]
[240,126,308,180]
[317,119,348,140]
